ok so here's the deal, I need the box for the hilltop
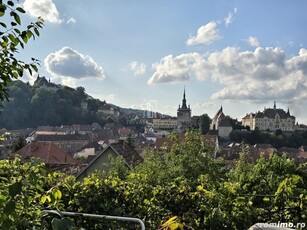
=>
[0,77,150,129]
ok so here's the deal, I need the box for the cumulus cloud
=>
[129,61,146,76]
[44,47,105,81]
[23,0,63,23]
[186,21,221,46]
[149,47,307,103]
[194,102,214,110]
[148,53,206,84]
[224,8,237,26]
[246,36,260,47]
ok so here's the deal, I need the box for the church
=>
[177,88,191,132]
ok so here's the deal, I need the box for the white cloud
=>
[129,61,146,76]
[224,8,237,26]
[148,53,206,84]
[247,36,260,47]
[186,21,221,46]
[23,0,63,24]
[193,102,214,110]
[44,47,105,82]
[67,17,76,24]
[22,71,38,85]
[149,47,307,104]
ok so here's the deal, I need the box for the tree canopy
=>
[0,0,43,101]
[0,80,107,129]
[1,131,306,229]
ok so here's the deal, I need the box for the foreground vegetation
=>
[0,131,306,229]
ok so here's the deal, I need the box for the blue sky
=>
[18,0,307,124]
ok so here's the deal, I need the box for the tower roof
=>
[178,87,191,110]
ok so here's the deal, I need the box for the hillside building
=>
[242,102,295,131]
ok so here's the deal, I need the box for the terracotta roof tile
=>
[15,141,78,165]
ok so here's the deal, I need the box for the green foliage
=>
[0,1,43,101]
[0,156,65,229]
[230,129,307,148]
[12,135,27,152]
[193,114,211,134]
[0,81,107,129]
[1,132,306,229]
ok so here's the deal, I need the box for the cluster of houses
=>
[0,122,218,179]
[0,88,307,179]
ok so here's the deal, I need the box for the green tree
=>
[0,1,43,101]
[29,88,59,126]
[198,114,211,134]
[0,80,33,128]
[0,156,64,229]
[12,135,26,152]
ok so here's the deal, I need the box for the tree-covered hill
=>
[0,78,109,129]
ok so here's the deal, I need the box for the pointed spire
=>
[181,87,187,109]
[287,107,290,116]
[274,101,276,109]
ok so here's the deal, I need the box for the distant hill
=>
[0,77,156,129]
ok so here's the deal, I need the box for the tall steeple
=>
[181,87,188,109]
[274,101,276,110]
[177,87,192,132]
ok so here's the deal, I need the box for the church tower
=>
[177,88,191,131]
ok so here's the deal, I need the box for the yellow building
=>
[242,102,295,131]
[152,118,177,129]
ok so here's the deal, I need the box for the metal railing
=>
[41,210,145,230]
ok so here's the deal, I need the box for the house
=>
[14,141,82,174]
[77,140,143,180]
[35,133,90,154]
[98,104,120,117]
[71,124,92,135]
[218,118,233,139]
[74,141,103,159]
[295,123,307,131]
[35,126,69,135]
[14,141,78,165]
[118,127,132,140]
[143,132,157,143]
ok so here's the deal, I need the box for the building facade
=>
[210,106,225,130]
[152,118,178,129]
[242,102,296,131]
[177,89,191,131]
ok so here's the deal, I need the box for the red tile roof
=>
[15,141,78,165]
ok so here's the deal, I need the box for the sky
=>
[15,0,307,124]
